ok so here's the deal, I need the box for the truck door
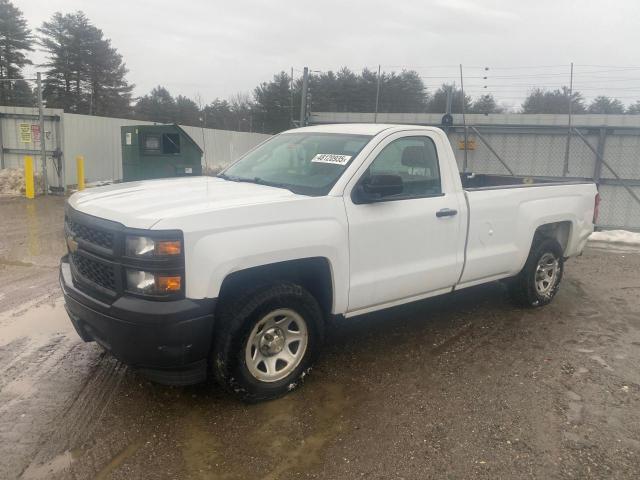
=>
[344,133,464,314]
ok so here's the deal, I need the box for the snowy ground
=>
[0,168,43,196]
[590,229,640,245]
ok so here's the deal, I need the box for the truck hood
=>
[68,176,303,229]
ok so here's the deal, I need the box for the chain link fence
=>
[447,124,640,230]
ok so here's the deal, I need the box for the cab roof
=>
[283,123,440,136]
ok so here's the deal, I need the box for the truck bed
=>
[461,173,592,190]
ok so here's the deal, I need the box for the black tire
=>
[212,282,324,402]
[508,237,564,308]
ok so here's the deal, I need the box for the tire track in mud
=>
[58,354,127,448]
[531,273,640,478]
[19,353,128,479]
[0,295,129,479]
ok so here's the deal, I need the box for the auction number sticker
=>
[311,153,352,166]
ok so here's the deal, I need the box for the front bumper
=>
[60,256,216,385]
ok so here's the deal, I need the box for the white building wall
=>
[62,114,271,185]
[0,106,271,186]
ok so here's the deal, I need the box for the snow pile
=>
[66,179,115,193]
[0,168,43,196]
[589,230,640,245]
[203,165,224,176]
[85,179,114,188]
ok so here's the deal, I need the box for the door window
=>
[366,136,442,198]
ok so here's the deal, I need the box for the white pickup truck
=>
[60,124,598,401]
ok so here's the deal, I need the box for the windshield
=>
[219,132,372,195]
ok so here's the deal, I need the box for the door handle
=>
[436,208,458,218]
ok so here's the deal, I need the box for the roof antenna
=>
[196,93,210,196]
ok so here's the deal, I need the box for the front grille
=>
[66,218,114,250]
[65,205,183,301]
[70,252,116,292]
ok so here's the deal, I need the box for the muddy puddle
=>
[0,297,73,347]
[178,382,353,479]
[0,196,66,268]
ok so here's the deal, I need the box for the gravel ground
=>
[0,195,639,480]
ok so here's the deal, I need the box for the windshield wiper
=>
[217,173,255,184]
[251,177,296,193]
[218,173,295,193]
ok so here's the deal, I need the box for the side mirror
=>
[353,174,403,204]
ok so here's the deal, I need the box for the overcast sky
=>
[19,0,640,108]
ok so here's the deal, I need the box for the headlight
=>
[125,235,182,257]
[126,269,182,295]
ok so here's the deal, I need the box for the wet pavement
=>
[1,195,639,479]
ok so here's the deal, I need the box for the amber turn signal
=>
[157,275,182,293]
[155,240,181,256]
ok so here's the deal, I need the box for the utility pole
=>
[37,72,47,194]
[374,64,381,123]
[563,62,574,177]
[459,64,468,172]
[445,85,453,115]
[299,67,309,127]
[290,67,294,128]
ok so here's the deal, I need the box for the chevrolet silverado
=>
[60,124,598,401]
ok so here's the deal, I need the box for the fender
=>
[162,195,350,314]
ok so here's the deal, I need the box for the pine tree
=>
[203,99,233,129]
[38,11,132,116]
[253,72,291,133]
[379,70,428,113]
[469,94,503,114]
[0,0,34,106]
[587,96,625,114]
[86,30,133,117]
[38,13,87,112]
[627,101,640,115]
[174,95,201,126]
[426,84,472,114]
[521,87,586,114]
[134,86,176,123]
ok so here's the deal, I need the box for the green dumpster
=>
[121,124,203,182]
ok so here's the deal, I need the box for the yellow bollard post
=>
[24,156,35,199]
[76,155,85,191]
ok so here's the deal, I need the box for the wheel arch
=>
[532,220,572,255]
[216,257,335,316]
[508,219,574,278]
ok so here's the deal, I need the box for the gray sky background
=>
[19,0,640,109]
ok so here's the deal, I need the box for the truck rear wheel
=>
[508,237,564,308]
[212,282,324,402]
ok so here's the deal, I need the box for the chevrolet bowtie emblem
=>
[66,235,79,253]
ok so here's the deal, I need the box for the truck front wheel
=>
[508,237,564,307]
[212,282,324,402]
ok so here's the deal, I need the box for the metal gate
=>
[0,106,64,194]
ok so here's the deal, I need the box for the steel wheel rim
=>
[535,252,559,296]
[245,308,309,383]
